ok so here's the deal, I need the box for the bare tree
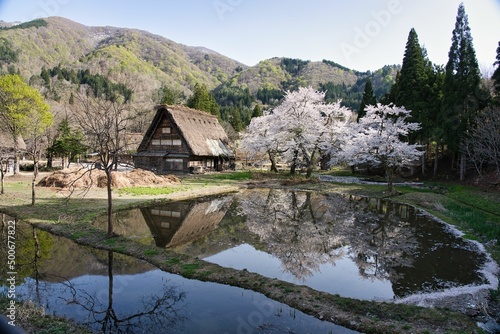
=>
[72,87,134,237]
[462,106,500,178]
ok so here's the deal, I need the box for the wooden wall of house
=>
[140,202,191,247]
[134,114,191,173]
[147,117,189,154]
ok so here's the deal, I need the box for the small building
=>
[0,133,26,172]
[134,105,235,174]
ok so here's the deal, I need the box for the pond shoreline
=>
[1,173,498,333]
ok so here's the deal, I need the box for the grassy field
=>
[1,170,499,334]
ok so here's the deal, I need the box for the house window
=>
[151,210,181,218]
[162,127,171,134]
[172,139,182,146]
[165,158,183,171]
[160,139,173,146]
[189,160,203,167]
[152,139,161,146]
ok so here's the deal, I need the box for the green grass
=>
[70,231,87,240]
[207,171,253,181]
[181,263,201,277]
[144,248,158,256]
[444,185,500,216]
[0,295,91,334]
[443,199,500,242]
[166,257,181,265]
[118,185,190,196]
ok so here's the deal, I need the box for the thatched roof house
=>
[0,132,26,157]
[134,105,235,174]
[141,197,231,249]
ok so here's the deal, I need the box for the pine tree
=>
[358,78,376,121]
[441,3,483,179]
[187,83,221,118]
[396,28,428,142]
[397,32,444,175]
[492,41,500,99]
[252,104,263,118]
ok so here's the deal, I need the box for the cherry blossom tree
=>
[241,86,352,177]
[331,104,423,192]
[240,114,287,173]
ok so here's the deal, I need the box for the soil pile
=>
[37,168,180,189]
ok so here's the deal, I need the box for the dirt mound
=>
[37,168,180,189]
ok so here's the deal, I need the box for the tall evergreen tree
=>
[441,3,482,156]
[358,78,376,121]
[396,28,429,146]
[400,35,436,175]
[396,29,427,110]
[492,41,500,99]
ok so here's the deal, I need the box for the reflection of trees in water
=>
[1,221,186,333]
[332,197,418,283]
[0,217,53,284]
[238,189,348,280]
[238,190,419,284]
[60,251,186,333]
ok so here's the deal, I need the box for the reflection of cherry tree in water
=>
[238,189,349,280]
[60,251,186,333]
[333,196,419,284]
[238,190,419,285]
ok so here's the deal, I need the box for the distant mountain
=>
[0,17,399,131]
[0,17,244,94]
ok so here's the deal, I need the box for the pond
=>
[0,219,357,333]
[94,189,498,303]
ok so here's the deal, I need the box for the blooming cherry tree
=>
[240,114,287,172]
[331,104,423,192]
[242,86,352,177]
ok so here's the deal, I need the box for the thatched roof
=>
[0,132,26,154]
[141,197,231,248]
[138,105,234,157]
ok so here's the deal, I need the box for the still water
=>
[0,219,357,333]
[94,188,497,302]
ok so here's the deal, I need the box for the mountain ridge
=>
[0,17,399,131]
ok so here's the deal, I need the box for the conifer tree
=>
[252,104,263,118]
[358,78,376,121]
[492,41,500,99]
[441,3,482,155]
[187,83,221,118]
[396,29,427,110]
[396,28,429,147]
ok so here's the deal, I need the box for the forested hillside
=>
[0,17,397,133]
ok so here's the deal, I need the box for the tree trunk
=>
[421,145,426,176]
[460,152,466,181]
[268,151,278,173]
[290,150,298,175]
[106,168,113,237]
[1,163,4,195]
[386,166,394,193]
[305,150,317,179]
[31,159,38,206]
[433,143,439,177]
[13,154,19,175]
[46,152,53,169]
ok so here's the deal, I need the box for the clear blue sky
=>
[0,0,499,72]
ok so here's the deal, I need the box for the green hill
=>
[0,17,399,132]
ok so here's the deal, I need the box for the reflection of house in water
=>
[141,197,232,248]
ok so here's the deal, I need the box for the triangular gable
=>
[136,105,234,158]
